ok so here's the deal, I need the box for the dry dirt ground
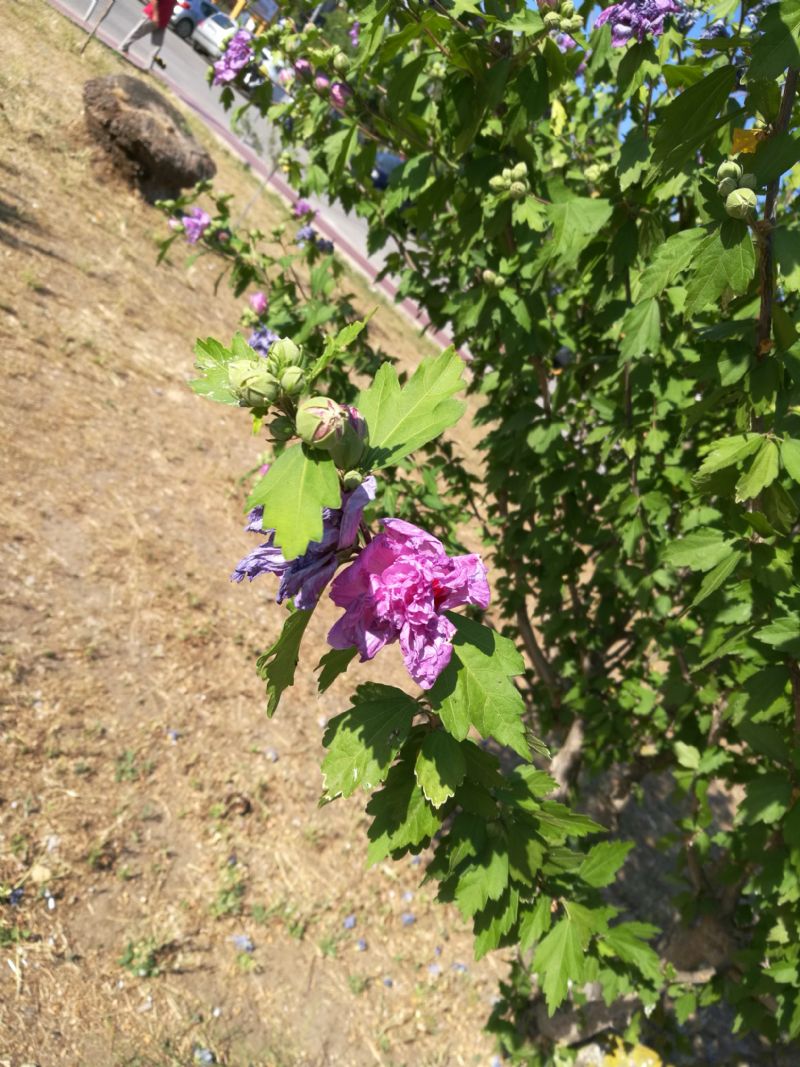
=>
[0,7,506,1065]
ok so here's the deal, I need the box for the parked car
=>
[191,12,237,59]
[371,151,404,191]
[169,0,219,39]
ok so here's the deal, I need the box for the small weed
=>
[318,935,338,959]
[10,833,30,860]
[236,951,257,973]
[86,840,116,871]
[119,937,162,978]
[73,760,92,777]
[115,750,155,782]
[118,865,136,881]
[0,924,32,947]
[348,975,368,995]
[210,871,246,918]
[286,914,307,940]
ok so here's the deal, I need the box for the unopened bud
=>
[279,366,305,397]
[482,269,497,285]
[269,415,295,441]
[268,337,302,368]
[501,168,512,181]
[228,360,280,409]
[717,160,742,183]
[333,51,349,74]
[326,405,369,469]
[564,15,583,31]
[508,181,528,200]
[717,177,737,198]
[296,396,347,448]
[543,11,562,30]
[725,187,757,219]
[560,1,575,16]
[494,274,507,289]
[342,470,363,491]
[488,175,507,192]
[510,162,528,181]
[738,173,757,190]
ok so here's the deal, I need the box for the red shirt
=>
[143,0,179,29]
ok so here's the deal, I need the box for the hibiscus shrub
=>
[166,0,800,1063]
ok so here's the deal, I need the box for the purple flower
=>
[383,977,393,988]
[556,32,577,51]
[213,29,253,85]
[327,519,490,690]
[330,82,352,110]
[249,291,268,315]
[8,887,23,906]
[293,199,316,219]
[314,73,331,92]
[232,477,377,608]
[401,912,416,926]
[348,21,360,49]
[343,914,357,929]
[595,0,683,46]
[316,238,334,255]
[181,207,211,245]
[294,58,312,79]
[249,327,280,356]
[356,938,368,951]
[296,224,317,245]
[229,934,254,953]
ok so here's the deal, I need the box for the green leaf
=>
[532,909,591,1013]
[739,772,792,826]
[751,132,800,185]
[545,197,613,269]
[428,615,530,759]
[651,67,738,176]
[366,760,444,864]
[190,336,240,404]
[617,126,651,191]
[356,350,466,468]
[737,721,792,767]
[754,615,800,656]
[634,229,705,301]
[695,434,764,479]
[735,440,781,502]
[577,841,633,888]
[532,801,605,841]
[663,528,736,572]
[316,647,358,693]
[601,922,662,985]
[256,609,313,718]
[690,550,744,608]
[247,444,341,560]
[415,731,467,808]
[453,836,510,920]
[781,437,800,483]
[473,886,519,960]
[518,896,553,951]
[750,0,800,79]
[619,299,661,360]
[675,741,701,770]
[322,683,418,799]
[307,314,375,384]
[684,222,756,315]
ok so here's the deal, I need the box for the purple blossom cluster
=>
[212,29,254,86]
[330,82,352,110]
[595,0,682,45]
[231,478,377,609]
[248,326,280,356]
[249,291,268,315]
[293,199,316,219]
[178,206,211,245]
[348,21,359,49]
[328,518,490,689]
[296,226,334,254]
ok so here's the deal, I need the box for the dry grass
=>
[0,5,501,1065]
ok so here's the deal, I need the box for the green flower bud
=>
[342,470,363,491]
[564,15,583,31]
[488,174,507,192]
[269,415,295,441]
[501,168,512,181]
[560,1,575,16]
[716,160,742,183]
[482,268,497,285]
[717,177,737,198]
[279,366,306,397]
[508,181,528,200]
[738,173,758,191]
[725,186,757,219]
[510,162,528,181]
[494,274,507,289]
[227,360,280,409]
[326,406,369,470]
[333,51,349,74]
[267,337,302,370]
[543,11,562,30]
[296,396,347,448]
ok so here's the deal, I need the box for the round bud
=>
[543,11,562,30]
[510,162,528,181]
[279,366,305,397]
[501,168,512,181]
[342,470,363,491]
[716,160,742,182]
[564,15,583,31]
[725,187,757,219]
[269,415,295,442]
[482,269,497,285]
[267,337,302,372]
[296,396,347,448]
[717,177,737,198]
[494,274,507,289]
[560,1,575,15]
[738,173,758,190]
[488,175,507,192]
[333,51,349,74]
[508,181,528,200]
[326,406,369,469]
[227,360,280,409]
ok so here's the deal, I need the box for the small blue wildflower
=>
[428,963,441,977]
[434,945,442,957]
[296,224,317,245]
[230,934,254,953]
[382,976,393,988]
[343,914,357,930]
[264,747,279,763]
[227,853,238,867]
[8,887,24,906]
[193,1049,215,1065]
[356,938,368,952]
[166,728,180,743]
[490,1057,503,1067]
[249,327,280,357]
[451,961,468,973]
[400,912,416,927]
[402,890,413,902]
[410,855,422,866]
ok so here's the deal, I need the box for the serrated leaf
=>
[781,437,800,483]
[473,886,519,960]
[191,336,241,404]
[577,841,633,888]
[739,772,792,826]
[366,761,444,864]
[651,67,738,174]
[453,838,509,920]
[663,528,736,572]
[690,550,743,608]
[356,350,466,468]
[428,615,530,759]
[634,229,705,301]
[695,433,764,478]
[545,197,613,269]
[518,896,553,951]
[619,299,661,360]
[675,741,701,770]
[316,647,358,694]
[532,909,591,1013]
[684,222,756,315]
[307,313,375,384]
[602,922,661,985]
[247,444,341,560]
[737,721,792,767]
[735,439,781,501]
[256,609,313,718]
[532,801,605,841]
[618,126,650,191]
[754,615,800,656]
[322,684,418,799]
[415,731,467,808]
[750,0,800,79]
[752,131,800,184]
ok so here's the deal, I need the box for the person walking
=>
[119,0,179,70]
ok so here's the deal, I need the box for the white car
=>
[191,12,237,59]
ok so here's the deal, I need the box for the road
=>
[45,0,452,346]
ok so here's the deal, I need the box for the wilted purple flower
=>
[232,477,377,609]
[314,73,331,92]
[293,199,316,219]
[167,728,181,743]
[8,887,23,906]
[296,224,317,245]
[249,291,268,315]
[330,82,352,110]
[400,912,416,927]
[182,206,211,245]
[556,32,577,50]
[356,938,368,951]
[249,327,280,356]
[595,0,683,45]
[294,57,312,78]
[327,519,490,690]
[230,934,254,953]
[343,914,357,930]
[227,853,237,867]
[213,29,254,85]
[348,21,360,48]
[316,238,334,255]
[383,977,393,988]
